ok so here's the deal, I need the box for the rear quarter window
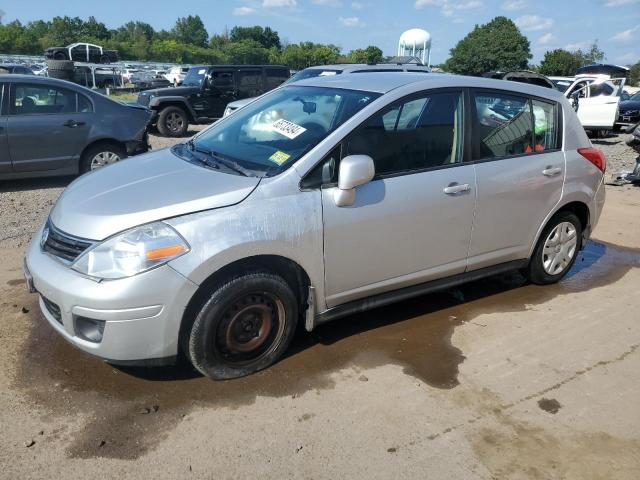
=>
[473,91,560,159]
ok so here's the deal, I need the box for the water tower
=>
[398,28,432,66]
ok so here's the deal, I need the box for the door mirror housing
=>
[334,155,375,207]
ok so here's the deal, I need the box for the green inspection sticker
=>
[269,150,291,165]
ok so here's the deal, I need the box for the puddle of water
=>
[12,240,640,459]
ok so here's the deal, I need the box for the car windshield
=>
[181,85,380,176]
[285,68,343,85]
[183,67,207,87]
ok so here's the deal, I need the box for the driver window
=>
[345,91,464,176]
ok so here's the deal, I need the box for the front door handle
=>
[542,166,562,177]
[443,183,471,195]
[63,120,85,128]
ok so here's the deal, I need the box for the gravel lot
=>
[0,127,639,479]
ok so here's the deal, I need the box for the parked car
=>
[0,75,151,179]
[122,68,142,84]
[617,91,640,128]
[0,64,34,75]
[24,73,606,379]
[138,65,290,136]
[223,62,432,117]
[564,75,626,133]
[130,72,172,90]
[548,76,575,93]
[164,66,191,87]
[483,71,555,89]
[44,43,119,64]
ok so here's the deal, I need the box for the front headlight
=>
[71,222,189,280]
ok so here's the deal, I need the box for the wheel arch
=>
[178,254,312,355]
[529,200,591,258]
[78,138,127,170]
[152,99,196,122]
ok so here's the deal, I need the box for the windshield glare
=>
[190,85,380,175]
[183,67,207,87]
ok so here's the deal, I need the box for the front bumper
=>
[24,229,198,363]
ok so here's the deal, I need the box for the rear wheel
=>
[80,143,126,173]
[157,106,189,137]
[185,271,299,380]
[525,211,582,285]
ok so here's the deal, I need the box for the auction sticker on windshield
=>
[272,119,307,140]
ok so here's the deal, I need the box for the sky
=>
[1,0,639,65]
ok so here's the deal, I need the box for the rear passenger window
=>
[345,91,464,176]
[474,92,558,159]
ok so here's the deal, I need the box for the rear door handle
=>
[542,166,562,177]
[63,120,85,128]
[443,183,471,195]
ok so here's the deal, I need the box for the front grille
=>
[42,296,62,324]
[42,223,93,263]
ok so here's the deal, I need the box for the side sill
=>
[314,259,529,327]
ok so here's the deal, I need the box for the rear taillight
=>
[577,147,607,173]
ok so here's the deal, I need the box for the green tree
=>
[171,15,208,48]
[230,26,281,50]
[347,45,383,64]
[539,49,583,76]
[580,41,605,65]
[81,16,109,40]
[628,61,640,87]
[223,39,270,64]
[444,16,531,75]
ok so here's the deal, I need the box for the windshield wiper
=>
[186,140,257,177]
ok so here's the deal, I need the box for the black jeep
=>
[137,65,290,137]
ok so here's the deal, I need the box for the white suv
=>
[164,66,190,87]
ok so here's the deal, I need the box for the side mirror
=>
[334,155,375,207]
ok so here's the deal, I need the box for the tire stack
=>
[46,60,74,81]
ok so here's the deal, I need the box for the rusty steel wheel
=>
[217,292,286,365]
[185,271,299,380]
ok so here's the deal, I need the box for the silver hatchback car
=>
[25,73,606,379]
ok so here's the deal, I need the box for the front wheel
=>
[157,106,189,137]
[525,211,582,285]
[185,271,299,380]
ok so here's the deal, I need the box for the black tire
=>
[80,143,126,173]
[157,106,189,137]
[99,55,110,64]
[53,51,67,60]
[185,271,299,380]
[525,211,582,285]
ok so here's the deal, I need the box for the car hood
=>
[620,100,640,111]
[49,149,260,240]
[142,86,199,97]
